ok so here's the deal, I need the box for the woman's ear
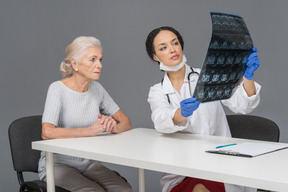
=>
[70,58,78,71]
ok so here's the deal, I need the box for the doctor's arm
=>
[243,78,256,97]
[174,97,200,124]
[222,47,261,114]
[173,108,187,125]
[148,85,199,133]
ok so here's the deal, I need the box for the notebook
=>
[206,142,288,157]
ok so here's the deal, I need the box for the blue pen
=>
[216,143,237,149]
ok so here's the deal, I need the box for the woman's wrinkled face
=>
[153,30,183,66]
[76,46,103,80]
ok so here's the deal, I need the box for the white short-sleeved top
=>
[38,80,119,180]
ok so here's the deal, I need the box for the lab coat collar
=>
[162,73,175,95]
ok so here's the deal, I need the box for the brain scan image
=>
[200,74,211,83]
[216,87,224,98]
[221,73,229,82]
[212,73,221,83]
[193,11,254,102]
[207,55,216,65]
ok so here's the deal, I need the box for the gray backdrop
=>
[1,0,287,191]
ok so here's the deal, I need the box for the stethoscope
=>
[161,66,199,104]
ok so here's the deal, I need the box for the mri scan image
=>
[193,12,254,102]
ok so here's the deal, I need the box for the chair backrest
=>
[8,115,42,173]
[226,115,280,142]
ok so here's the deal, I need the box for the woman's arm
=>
[42,118,105,140]
[110,110,131,133]
[41,110,131,140]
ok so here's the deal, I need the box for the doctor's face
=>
[153,30,183,67]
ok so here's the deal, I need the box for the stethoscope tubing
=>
[162,66,199,104]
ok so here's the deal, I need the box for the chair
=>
[226,115,280,142]
[8,115,69,192]
[227,115,280,192]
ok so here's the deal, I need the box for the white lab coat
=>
[147,64,261,192]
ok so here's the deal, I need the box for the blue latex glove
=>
[244,47,260,80]
[180,97,200,117]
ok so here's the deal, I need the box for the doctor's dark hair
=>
[145,26,184,62]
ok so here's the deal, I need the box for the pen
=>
[216,143,237,149]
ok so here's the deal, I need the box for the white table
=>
[32,128,288,192]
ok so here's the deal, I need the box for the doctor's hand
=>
[244,47,260,80]
[180,97,200,117]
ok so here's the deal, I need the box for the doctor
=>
[146,26,261,192]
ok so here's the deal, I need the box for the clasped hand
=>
[180,97,200,117]
[89,114,117,135]
[244,47,260,80]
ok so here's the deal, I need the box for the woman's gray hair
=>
[60,36,102,76]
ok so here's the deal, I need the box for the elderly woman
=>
[38,36,132,192]
[146,26,261,192]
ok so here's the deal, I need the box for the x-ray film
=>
[193,12,254,102]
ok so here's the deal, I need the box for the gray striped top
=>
[38,80,119,180]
